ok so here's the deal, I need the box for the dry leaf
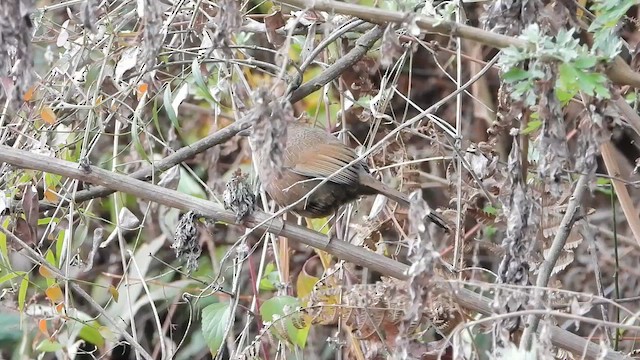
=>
[264,11,286,47]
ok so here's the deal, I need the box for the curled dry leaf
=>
[208,0,242,50]
[0,1,34,106]
[141,0,164,72]
[118,207,141,231]
[157,165,181,190]
[380,24,403,68]
[264,11,286,48]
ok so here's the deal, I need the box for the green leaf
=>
[43,250,57,287]
[36,339,64,352]
[163,85,181,130]
[0,271,24,287]
[177,168,207,199]
[573,55,597,69]
[502,68,529,83]
[0,218,9,268]
[201,302,232,355]
[557,63,579,94]
[78,321,105,347]
[483,205,498,216]
[260,295,310,349]
[18,273,29,312]
[131,112,150,162]
[259,263,280,291]
[522,119,542,135]
[595,177,613,195]
[151,99,165,143]
[191,58,216,106]
[296,271,319,302]
[484,225,497,238]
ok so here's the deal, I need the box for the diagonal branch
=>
[0,145,629,360]
[601,141,640,246]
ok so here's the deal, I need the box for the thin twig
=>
[289,25,385,103]
[278,0,640,88]
[34,120,251,212]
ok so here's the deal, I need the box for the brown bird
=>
[245,122,449,231]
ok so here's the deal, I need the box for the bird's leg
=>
[331,206,353,242]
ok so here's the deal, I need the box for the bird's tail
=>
[360,174,450,232]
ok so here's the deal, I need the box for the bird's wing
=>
[287,142,362,185]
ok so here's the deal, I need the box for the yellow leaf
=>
[108,285,119,302]
[40,106,57,125]
[44,188,57,202]
[39,265,54,279]
[296,271,319,302]
[45,284,63,303]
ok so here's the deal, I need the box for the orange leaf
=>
[55,303,65,313]
[45,284,63,303]
[136,83,148,100]
[44,188,58,202]
[40,107,57,125]
[23,86,35,102]
[39,265,54,279]
[38,319,49,336]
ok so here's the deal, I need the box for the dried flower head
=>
[247,87,292,181]
[223,169,256,222]
[172,211,201,274]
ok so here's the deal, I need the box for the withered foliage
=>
[172,211,201,274]
[306,277,464,356]
[0,1,33,107]
[223,169,256,222]
[247,87,292,181]
[4,0,640,359]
